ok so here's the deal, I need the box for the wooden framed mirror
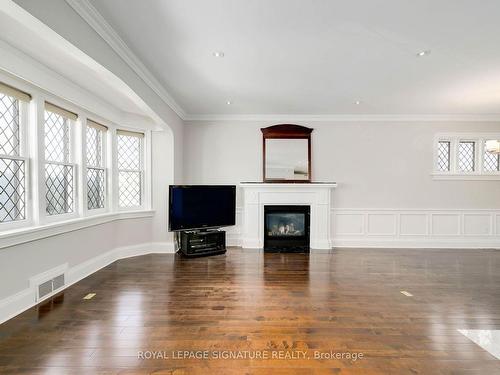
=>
[261,124,313,183]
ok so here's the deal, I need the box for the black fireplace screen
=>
[264,205,310,252]
[266,213,306,237]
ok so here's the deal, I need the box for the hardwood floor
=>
[1,248,500,374]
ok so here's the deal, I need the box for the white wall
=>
[184,120,500,248]
[184,120,500,208]
[151,130,174,244]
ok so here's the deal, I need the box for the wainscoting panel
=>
[332,209,500,249]
[367,213,397,236]
[334,213,364,235]
[463,214,492,236]
[431,214,461,236]
[400,213,428,236]
[230,207,500,249]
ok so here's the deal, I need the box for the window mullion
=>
[143,131,151,210]
[0,154,27,161]
[118,168,141,173]
[78,117,86,216]
[450,139,457,173]
[110,128,119,212]
[31,95,46,225]
[473,139,478,172]
[44,161,75,167]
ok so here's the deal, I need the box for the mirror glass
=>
[265,138,309,180]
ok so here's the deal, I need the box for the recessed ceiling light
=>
[355,100,361,105]
[226,100,232,105]
[213,51,224,58]
[416,50,431,57]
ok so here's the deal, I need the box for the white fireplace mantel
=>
[239,182,337,249]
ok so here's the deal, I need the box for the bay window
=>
[0,75,151,238]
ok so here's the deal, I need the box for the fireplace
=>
[240,183,336,249]
[264,205,310,252]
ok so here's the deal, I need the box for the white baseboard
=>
[332,238,500,249]
[0,241,174,325]
[150,241,176,253]
[227,239,242,247]
[0,288,35,326]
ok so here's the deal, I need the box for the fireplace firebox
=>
[264,205,310,252]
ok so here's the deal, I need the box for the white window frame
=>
[41,102,78,224]
[116,129,146,211]
[483,140,500,173]
[83,119,108,215]
[457,139,478,174]
[0,92,31,230]
[433,133,500,180]
[435,140,452,174]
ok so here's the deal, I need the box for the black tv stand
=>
[175,229,226,257]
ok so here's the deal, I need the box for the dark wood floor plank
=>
[1,248,500,374]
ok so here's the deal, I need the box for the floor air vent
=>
[30,264,68,302]
[38,280,52,300]
[37,274,65,300]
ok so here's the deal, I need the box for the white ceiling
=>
[89,0,500,117]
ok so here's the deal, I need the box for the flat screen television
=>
[168,185,236,231]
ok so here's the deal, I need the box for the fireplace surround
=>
[240,183,337,250]
[264,205,310,252]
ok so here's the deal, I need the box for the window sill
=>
[432,173,500,181]
[0,210,155,249]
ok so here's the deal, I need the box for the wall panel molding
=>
[229,207,500,249]
[332,208,500,249]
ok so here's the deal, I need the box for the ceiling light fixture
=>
[226,100,232,105]
[355,100,361,105]
[416,50,431,57]
[486,140,500,154]
[213,51,224,58]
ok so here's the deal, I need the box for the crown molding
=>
[65,0,186,120]
[184,113,500,122]
[61,1,500,124]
